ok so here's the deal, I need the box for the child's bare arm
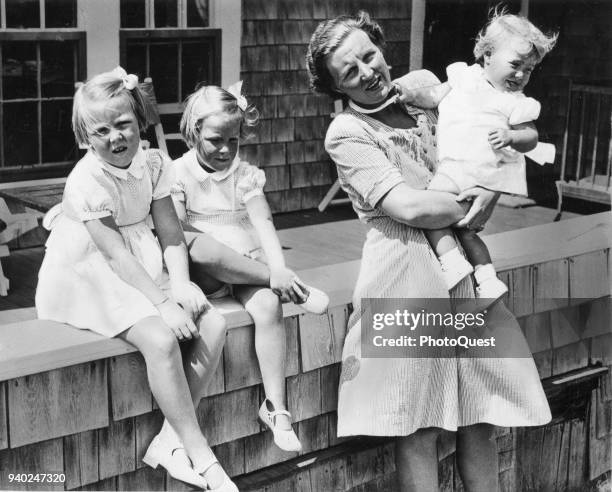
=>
[84,213,199,338]
[246,195,304,303]
[151,196,207,319]
[396,81,451,108]
[488,121,539,153]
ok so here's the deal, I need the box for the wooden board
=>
[299,313,336,372]
[582,296,612,338]
[0,382,7,450]
[520,312,552,353]
[552,341,589,376]
[197,385,260,446]
[533,259,569,312]
[116,467,166,491]
[0,438,64,491]
[110,353,152,421]
[287,370,321,422]
[63,430,99,489]
[134,411,164,469]
[285,316,300,377]
[8,361,108,447]
[510,266,534,317]
[212,438,245,478]
[590,390,612,480]
[297,414,329,455]
[539,423,564,490]
[243,428,298,474]
[567,419,587,490]
[223,324,262,392]
[98,418,136,480]
[308,459,347,492]
[320,364,340,414]
[550,306,582,347]
[570,250,610,301]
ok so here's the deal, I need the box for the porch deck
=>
[0,204,579,313]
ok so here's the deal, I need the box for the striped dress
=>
[325,104,551,437]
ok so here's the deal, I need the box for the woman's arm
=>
[378,184,470,228]
[488,121,538,153]
[84,214,199,338]
[246,195,303,303]
[151,196,207,319]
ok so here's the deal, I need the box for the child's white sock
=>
[474,263,497,285]
[439,247,467,268]
[439,247,474,289]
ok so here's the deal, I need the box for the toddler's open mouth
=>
[112,146,127,154]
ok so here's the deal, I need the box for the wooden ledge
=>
[0,212,610,382]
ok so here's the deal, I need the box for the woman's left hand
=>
[455,187,501,231]
[171,281,208,320]
[270,267,303,304]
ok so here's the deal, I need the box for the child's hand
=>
[488,129,512,149]
[157,299,200,340]
[396,84,417,105]
[270,267,304,304]
[172,281,208,320]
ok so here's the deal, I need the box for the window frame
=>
[119,27,221,105]
[0,29,86,181]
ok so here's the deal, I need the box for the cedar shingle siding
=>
[240,0,412,212]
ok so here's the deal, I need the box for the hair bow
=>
[227,81,248,111]
[111,66,139,91]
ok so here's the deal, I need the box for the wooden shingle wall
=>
[240,0,412,212]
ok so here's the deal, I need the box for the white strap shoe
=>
[296,285,329,314]
[258,399,302,452]
[142,434,208,489]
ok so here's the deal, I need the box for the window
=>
[120,0,220,157]
[0,0,84,180]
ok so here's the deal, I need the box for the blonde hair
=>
[72,69,148,148]
[473,9,558,63]
[180,85,259,148]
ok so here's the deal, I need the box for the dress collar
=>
[183,149,240,183]
[88,144,147,180]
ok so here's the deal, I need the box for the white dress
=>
[171,149,266,259]
[436,62,541,196]
[36,147,175,337]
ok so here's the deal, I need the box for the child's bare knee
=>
[189,235,224,267]
[200,308,227,337]
[145,324,180,360]
[246,289,281,322]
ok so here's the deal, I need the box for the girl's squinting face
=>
[484,38,538,93]
[88,97,140,168]
[196,113,241,172]
[326,29,392,106]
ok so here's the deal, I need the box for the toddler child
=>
[399,11,557,303]
[36,67,237,491]
[171,82,329,452]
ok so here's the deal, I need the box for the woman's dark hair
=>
[306,11,385,98]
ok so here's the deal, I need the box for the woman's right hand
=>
[157,299,200,340]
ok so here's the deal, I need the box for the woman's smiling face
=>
[326,29,392,106]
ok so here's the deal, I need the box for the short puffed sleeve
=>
[508,96,541,125]
[325,115,404,208]
[236,162,266,204]
[146,149,176,200]
[170,167,186,203]
[62,168,115,222]
[446,62,477,90]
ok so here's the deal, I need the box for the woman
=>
[307,12,551,492]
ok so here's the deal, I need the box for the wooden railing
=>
[0,212,610,491]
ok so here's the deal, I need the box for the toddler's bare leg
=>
[455,228,491,267]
